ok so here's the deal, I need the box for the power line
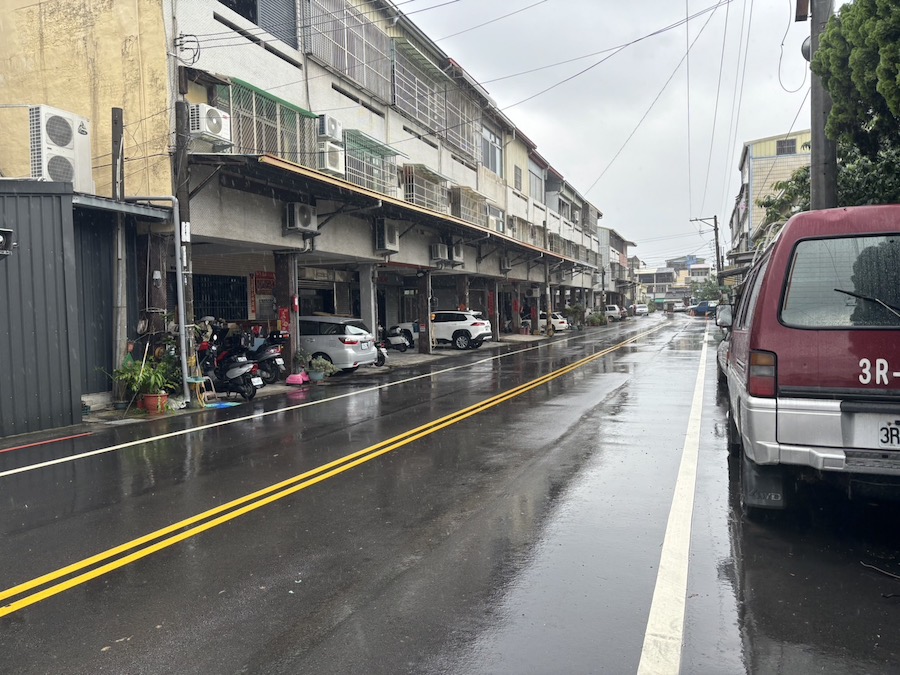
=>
[583,2,724,197]
[436,0,549,41]
[685,0,694,218]
[699,0,732,215]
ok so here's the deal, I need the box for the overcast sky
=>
[409,0,814,268]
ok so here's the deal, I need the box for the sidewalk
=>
[79,332,549,427]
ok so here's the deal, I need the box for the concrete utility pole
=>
[689,216,723,275]
[799,0,838,209]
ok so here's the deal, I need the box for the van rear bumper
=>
[742,395,900,475]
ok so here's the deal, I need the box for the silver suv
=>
[431,310,493,349]
[297,316,376,371]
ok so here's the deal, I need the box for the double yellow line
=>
[0,327,661,618]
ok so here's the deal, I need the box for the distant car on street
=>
[539,312,569,331]
[634,303,649,316]
[690,300,719,317]
[605,305,626,322]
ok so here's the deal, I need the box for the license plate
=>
[237,356,247,362]
[362,341,369,349]
[251,376,263,388]
[274,357,284,365]
[878,419,900,448]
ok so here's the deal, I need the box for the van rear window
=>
[781,236,900,328]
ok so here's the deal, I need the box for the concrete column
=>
[418,271,433,353]
[456,275,469,310]
[359,263,377,336]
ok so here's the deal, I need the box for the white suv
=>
[431,310,493,349]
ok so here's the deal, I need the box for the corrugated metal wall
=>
[73,210,115,394]
[0,182,81,438]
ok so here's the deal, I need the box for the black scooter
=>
[246,330,288,384]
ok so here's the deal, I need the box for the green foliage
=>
[586,313,606,326]
[112,357,178,395]
[308,356,340,376]
[691,278,723,302]
[813,0,900,156]
[562,303,586,327]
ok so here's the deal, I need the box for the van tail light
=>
[338,337,360,345]
[470,321,485,327]
[748,350,777,398]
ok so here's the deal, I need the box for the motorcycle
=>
[381,325,410,352]
[246,329,288,384]
[196,318,262,400]
[373,341,389,367]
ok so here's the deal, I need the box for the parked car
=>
[297,316,377,371]
[539,312,569,331]
[717,205,900,518]
[430,310,493,349]
[690,300,719,317]
[634,303,649,316]
[605,304,626,322]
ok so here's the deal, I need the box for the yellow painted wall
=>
[0,0,172,197]
[505,136,530,196]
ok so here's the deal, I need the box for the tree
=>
[812,0,900,157]
[691,278,723,301]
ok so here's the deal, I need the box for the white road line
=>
[0,333,609,480]
[637,325,708,675]
[2,325,664,480]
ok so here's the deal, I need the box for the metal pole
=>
[713,215,723,273]
[126,196,190,403]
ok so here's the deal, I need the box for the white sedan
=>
[539,312,569,331]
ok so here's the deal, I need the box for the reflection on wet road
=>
[1,317,898,673]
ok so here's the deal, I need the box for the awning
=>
[344,129,409,158]
[393,39,450,81]
[403,163,450,183]
[72,194,171,221]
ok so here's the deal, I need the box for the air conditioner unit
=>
[499,255,512,272]
[189,104,232,144]
[592,273,603,285]
[430,242,449,262]
[317,114,343,142]
[375,218,400,253]
[526,287,542,298]
[29,105,94,193]
[450,242,464,265]
[318,141,346,176]
[285,202,318,234]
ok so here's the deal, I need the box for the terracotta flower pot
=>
[142,393,169,415]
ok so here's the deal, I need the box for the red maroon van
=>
[717,205,900,517]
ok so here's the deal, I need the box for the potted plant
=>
[110,357,143,409]
[136,358,178,415]
[307,355,340,382]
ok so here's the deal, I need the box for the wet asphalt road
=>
[1,316,899,674]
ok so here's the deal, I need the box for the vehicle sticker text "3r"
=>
[859,358,900,385]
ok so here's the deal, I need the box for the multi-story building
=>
[729,130,811,259]
[0,0,634,432]
[598,228,635,308]
[635,267,677,307]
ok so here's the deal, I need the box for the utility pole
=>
[798,0,838,209]
[689,216,723,275]
[111,108,128,374]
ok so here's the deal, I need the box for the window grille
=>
[514,166,523,191]
[445,86,478,158]
[343,129,403,196]
[402,165,448,213]
[303,0,392,102]
[393,40,446,131]
[216,81,317,167]
[450,186,487,226]
[194,274,248,320]
[776,138,797,156]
